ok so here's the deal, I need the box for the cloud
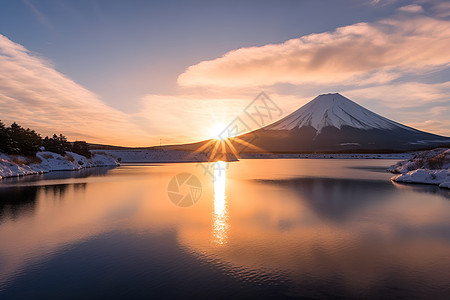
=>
[370,0,398,7]
[431,1,450,18]
[2,4,449,147]
[178,16,450,88]
[0,34,272,145]
[0,34,150,146]
[397,4,424,13]
[22,0,54,31]
[135,93,257,143]
[344,81,450,108]
[342,82,450,136]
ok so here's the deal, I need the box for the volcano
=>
[233,93,450,153]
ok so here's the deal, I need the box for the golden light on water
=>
[212,161,229,245]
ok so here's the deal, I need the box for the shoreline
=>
[388,148,449,189]
[240,153,413,160]
[95,149,414,163]
[3,149,448,191]
[0,151,119,180]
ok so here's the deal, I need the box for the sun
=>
[210,123,229,140]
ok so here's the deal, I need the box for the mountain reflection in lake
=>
[0,159,449,299]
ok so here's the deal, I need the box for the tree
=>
[0,120,11,153]
[0,121,93,159]
[56,134,71,153]
[23,128,42,155]
[71,141,91,158]
[7,123,42,156]
[42,134,71,155]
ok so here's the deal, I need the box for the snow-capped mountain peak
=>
[267,93,413,132]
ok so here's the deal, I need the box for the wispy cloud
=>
[430,1,450,18]
[370,0,398,7]
[22,0,54,31]
[135,92,256,143]
[0,34,150,146]
[343,82,450,135]
[178,15,450,88]
[174,1,450,137]
[1,1,450,146]
[397,4,424,13]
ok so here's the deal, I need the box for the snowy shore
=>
[0,151,118,179]
[241,153,413,159]
[388,148,450,189]
[92,149,238,163]
[96,149,414,163]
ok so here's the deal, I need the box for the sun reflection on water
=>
[212,161,229,245]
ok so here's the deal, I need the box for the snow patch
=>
[267,93,416,133]
[388,148,450,174]
[0,151,118,179]
[392,169,450,185]
[94,149,237,163]
[408,139,450,145]
[389,148,450,189]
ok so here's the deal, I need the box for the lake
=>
[0,159,449,299]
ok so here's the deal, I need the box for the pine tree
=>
[0,120,11,153]
[24,128,43,155]
[8,122,22,154]
[43,134,70,155]
[6,123,42,155]
[57,134,71,153]
[72,141,91,158]
[1,121,92,158]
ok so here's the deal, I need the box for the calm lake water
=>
[0,159,449,299]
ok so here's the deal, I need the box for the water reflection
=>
[212,161,229,245]
[1,160,450,298]
[257,177,394,222]
[0,166,115,186]
[0,169,97,223]
[0,186,39,223]
[392,181,450,199]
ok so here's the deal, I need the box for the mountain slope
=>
[154,93,450,155]
[266,93,413,132]
[233,93,450,153]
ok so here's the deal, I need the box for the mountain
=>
[233,93,450,153]
[266,93,412,132]
[151,93,450,156]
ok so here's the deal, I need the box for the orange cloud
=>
[135,93,256,143]
[397,4,424,13]
[0,34,150,146]
[178,16,450,87]
[430,1,450,18]
[2,5,450,147]
[343,82,450,136]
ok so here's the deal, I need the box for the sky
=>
[0,0,449,146]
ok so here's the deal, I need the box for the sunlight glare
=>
[211,123,229,140]
[212,161,229,245]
